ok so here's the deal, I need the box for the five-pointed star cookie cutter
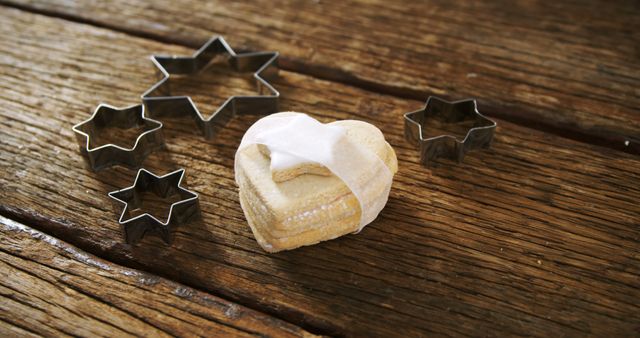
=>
[142,36,280,139]
[72,103,165,171]
[404,96,497,166]
[108,168,200,245]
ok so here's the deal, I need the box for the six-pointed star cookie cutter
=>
[142,36,280,139]
[404,96,497,166]
[108,168,200,245]
[72,103,164,171]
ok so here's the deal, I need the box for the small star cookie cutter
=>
[142,36,279,139]
[404,96,497,166]
[72,103,164,171]
[108,168,200,245]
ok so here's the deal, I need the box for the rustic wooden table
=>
[1,1,639,337]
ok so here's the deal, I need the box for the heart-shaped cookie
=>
[235,112,397,252]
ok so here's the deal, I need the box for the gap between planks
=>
[0,213,326,337]
[0,205,339,337]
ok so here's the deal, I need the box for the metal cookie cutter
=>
[72,103,164,171]
[404,96,497,166]
[142,36,279,139]
[108,168,200,245]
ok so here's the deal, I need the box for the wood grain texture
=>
[2,0,640,153]
[1,6,640,337]
[0,215,316,338]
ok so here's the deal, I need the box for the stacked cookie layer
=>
[235,113,397,252]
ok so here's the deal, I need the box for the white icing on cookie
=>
[253,114,346,173]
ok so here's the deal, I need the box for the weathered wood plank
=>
[1,7,639,337]
[0,215,317,337]
[2,0,639,153]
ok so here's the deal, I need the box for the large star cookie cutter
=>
[404,96,497,166]
[108,168,200,245]
[142,36,279,139]
[72,103,164,171]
